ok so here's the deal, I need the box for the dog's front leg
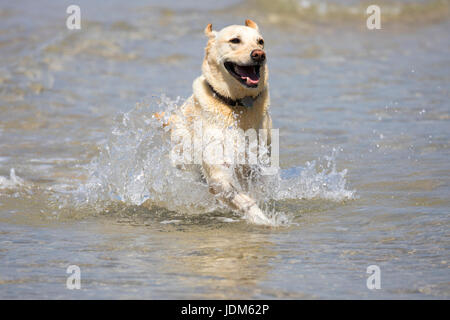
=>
[203,163,271,225]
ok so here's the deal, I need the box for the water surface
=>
[0,0,449,299]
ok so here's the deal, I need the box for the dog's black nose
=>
[251,49,265,62]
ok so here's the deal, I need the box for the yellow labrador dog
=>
[158,20,273,225]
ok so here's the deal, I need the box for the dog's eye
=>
[258,39,264,46]
[229,38,240,44]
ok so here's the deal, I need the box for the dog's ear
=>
[204,23,216,39]
[245,19,259,30]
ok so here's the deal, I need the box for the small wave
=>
[66,96,355,226]
[227,0,450,26]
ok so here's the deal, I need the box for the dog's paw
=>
[245,204,272,226]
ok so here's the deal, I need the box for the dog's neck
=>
[192,76,269,129]
[206,81,261,108]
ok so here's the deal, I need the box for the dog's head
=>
[202,20,268,100]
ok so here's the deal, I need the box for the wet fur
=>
[163,20,273,225]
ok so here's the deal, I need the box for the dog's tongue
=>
[234,65,259,85]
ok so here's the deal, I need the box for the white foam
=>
[216,217,239,223]
[277,152,356,201]
[160,220,182,224]
[0,168,24,190]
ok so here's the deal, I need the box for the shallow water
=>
[0,0,449,299]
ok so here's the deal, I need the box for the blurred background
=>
[0,0,449,299]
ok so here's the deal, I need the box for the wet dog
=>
[158,20,273,224]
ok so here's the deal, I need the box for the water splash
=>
[72,96,355,225]
[0,169,24,190]
[74,95,219,214]
[277,151,356,201]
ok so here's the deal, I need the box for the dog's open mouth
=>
[224,62,261,88]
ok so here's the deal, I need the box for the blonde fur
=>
[165,21,273,225]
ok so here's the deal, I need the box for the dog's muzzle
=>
[224,50,266,88]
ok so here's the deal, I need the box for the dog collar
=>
[206,82,260,108]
